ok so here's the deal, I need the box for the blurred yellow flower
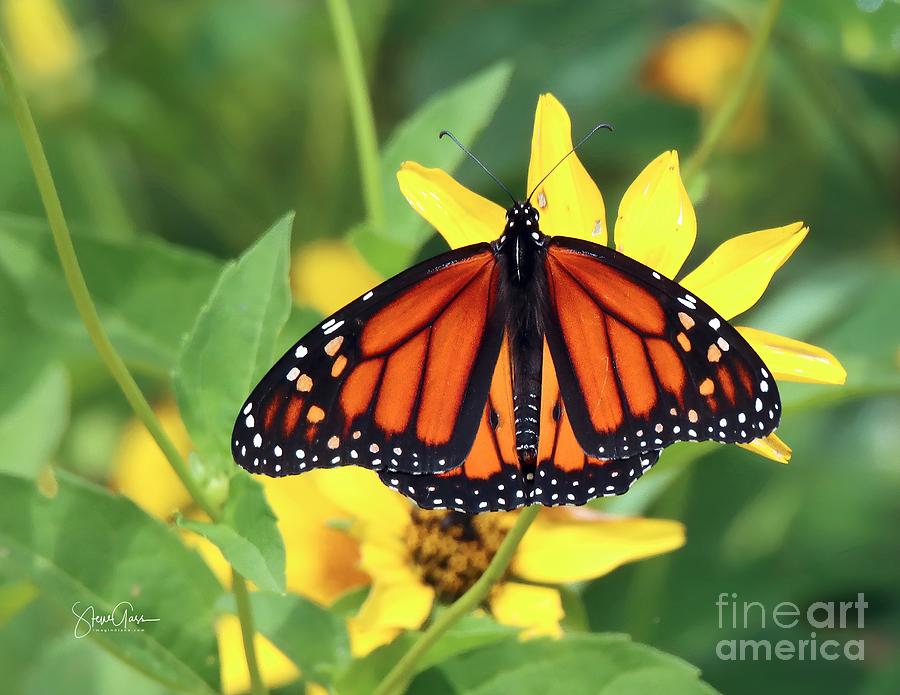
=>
[642,22,763,146]
[314,467,685,655]
[2,0,93,114]
[397,93,846,463]
[112,403,367,693]
[292,239,383,315]
[2,0,80,83]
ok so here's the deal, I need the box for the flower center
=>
[404,509,509,602]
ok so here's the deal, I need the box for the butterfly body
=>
[232,201,780,513]
[493,203,548,467]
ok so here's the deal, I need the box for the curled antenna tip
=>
[527,120,614,201]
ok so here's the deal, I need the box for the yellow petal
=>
[217,614,299,695]
[313,467,410,540]
[739,432,792,464]
[397,162,505,249]
[680,222,808,320]
[614,150,696,278]
[263,472,369,603]
[511,510,685,584]
[737,326,847,385]
[526,93,607,243]
[110,401,193,520]
[489,582,563,638]
[292,240,383,316]
[349,577,434,656]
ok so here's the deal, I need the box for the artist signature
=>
[71,601,160,638]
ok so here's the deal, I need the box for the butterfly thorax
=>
[495,203,548,468]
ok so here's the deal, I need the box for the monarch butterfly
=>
[232,133,780,514]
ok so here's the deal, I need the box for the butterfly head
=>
[503,202,541,235]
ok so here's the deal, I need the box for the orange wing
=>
[232,244,505,477]
[532,339,660,506]
[543,238,780,461]
[380,334,527,512]
[381,337,661,512]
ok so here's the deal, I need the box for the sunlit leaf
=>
[0,214,222,373]
[178,473,285,593]
[174,214,293,473]
[410,633,719,694]
[0,363,68,478]
[0,471,222,693]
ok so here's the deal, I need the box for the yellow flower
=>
[314,467,685,655]
[111,403,367,693]
[2,0,91,112]
[642,22,763,146]
[397,93,846,464]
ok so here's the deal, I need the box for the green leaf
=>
[415,633,719,695]
[218,590,350,686]
[335,615,518,695]
[0,214,223,373]
[0,470,222,694]
[0,362,69,478]
[355,62,513,274]
[178,473,285,593]
[174,214,294,472]
[24,634,170,695]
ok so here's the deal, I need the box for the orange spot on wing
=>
[607,317,658,418]
[282,397,303,437]
[718,365,737,404]
[331,355,348,377]
[263,397,280,431]
[699,378,715,396]
[734,362,753,395]
[307,405,325,423]
[375,330,429,434]
[360,253,492,356]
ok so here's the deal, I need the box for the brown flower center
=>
[404,509,509,602]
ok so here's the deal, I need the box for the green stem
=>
[681,0,784,186]
[326,0,385,230]
[0,39,268,695]
[232,568,266,695]
[373,505,541,695]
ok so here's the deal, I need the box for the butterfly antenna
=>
[527,122,613,202]
[439,130,517,205]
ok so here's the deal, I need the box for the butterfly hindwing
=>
[380,333,526,512]
[382,337,660,512]
[534,339,659,506]
[543,237,780,460]
[232,244,505,477]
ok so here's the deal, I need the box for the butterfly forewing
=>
[542,236,781,460]
[231,244,505,477]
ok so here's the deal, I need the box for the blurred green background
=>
[0,0,898,694]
